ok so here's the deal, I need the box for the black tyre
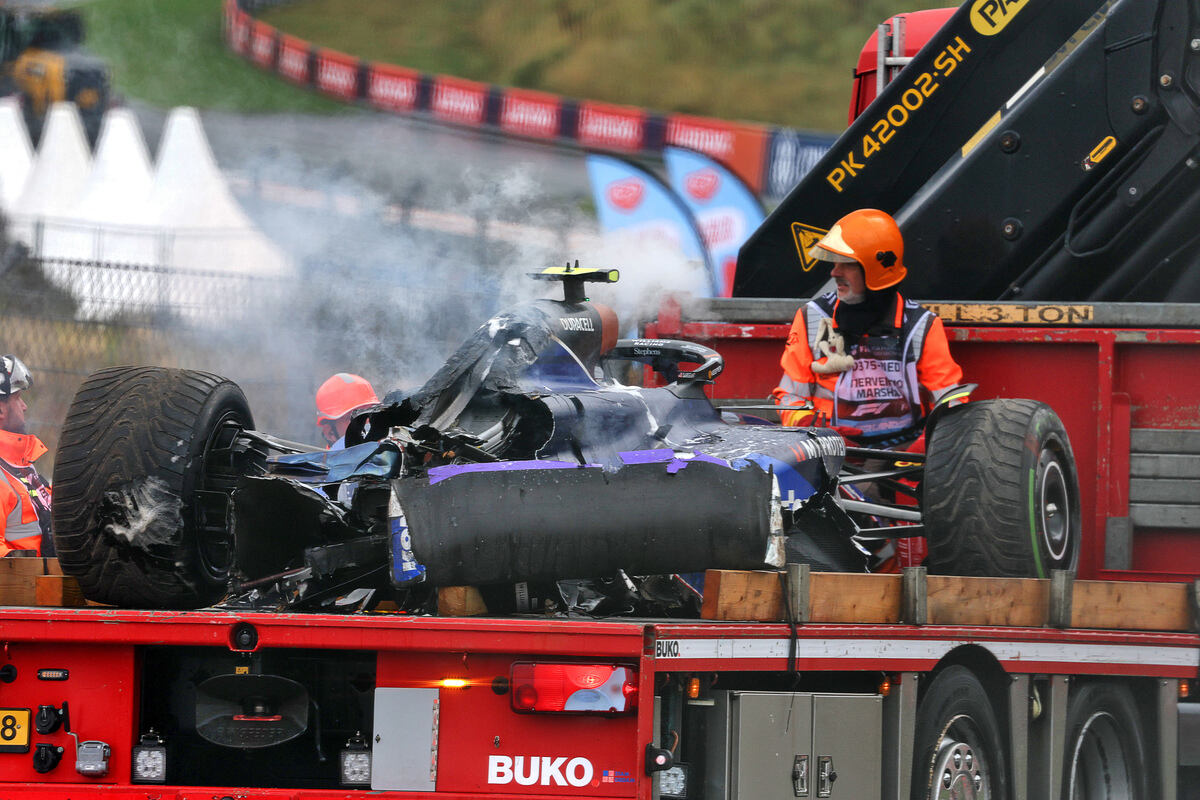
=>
[912,665,1008,799]
[1063,682,1147,800]
[52,367,254,608]
[923,399,1079,578]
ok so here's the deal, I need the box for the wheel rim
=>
[194,412,247,585]
[1068,711,1135,799]
[930,717,991,799]
[1039,449,1072,565]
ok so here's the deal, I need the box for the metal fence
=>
[2,247,504,473]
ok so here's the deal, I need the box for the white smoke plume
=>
[184,129,602,443]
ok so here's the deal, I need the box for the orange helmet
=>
[808,208,907,290]
[316,373,378,424]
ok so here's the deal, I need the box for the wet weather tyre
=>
[1063,682,1147,800]
[923,399,1079,578]
[52,367,254,609]
[911,665,1008,800]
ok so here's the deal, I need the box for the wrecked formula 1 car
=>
[51,266,1080,611]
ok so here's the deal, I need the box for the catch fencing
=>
[3,251,292,472]
[2,247,501,473]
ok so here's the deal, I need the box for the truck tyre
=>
[912,665,1008,800]
[1063,682,1147,799]
[923,399,1079,578]
[52,367,254,609]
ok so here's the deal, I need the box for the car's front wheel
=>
[53,367,254,608]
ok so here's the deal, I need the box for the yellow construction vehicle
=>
[0,1,109,144]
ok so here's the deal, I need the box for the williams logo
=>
[970,0,1029,36]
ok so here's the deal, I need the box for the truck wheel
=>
[1063,682,1147,799]
[52,367,254,609]
[911,666,1008,800]
[923,399,1079,578]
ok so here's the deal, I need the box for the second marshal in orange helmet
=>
[316,373,379,449]
[808,208,907,290]
[773,208,963,453]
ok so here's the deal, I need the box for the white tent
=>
[150,106,252,231]
[141,107,292,322]
[76,107,155,229]
[47,107,159,266]
[11,102,92,250]
[0,97,33,216]
[7,103,291,322]
[149,106,291,279]
[48,107,161,317]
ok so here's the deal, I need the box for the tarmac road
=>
[130,101,598,249]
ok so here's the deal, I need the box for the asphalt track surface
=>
[132,101,599,256]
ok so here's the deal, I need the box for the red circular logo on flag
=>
[607,178,645,211]
[685,169,720,201]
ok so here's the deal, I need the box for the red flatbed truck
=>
[0,582,1195,799]
[6,1,1200,799]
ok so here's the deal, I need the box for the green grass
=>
[259,0,953,132]
[82,0,953,131]
[81,0,345,113]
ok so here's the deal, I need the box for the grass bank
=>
[259,0,951,132]
[81,0,345,113]
[83,0,950,131]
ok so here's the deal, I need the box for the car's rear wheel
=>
[52,367,254,608]
[923,399,1079,578]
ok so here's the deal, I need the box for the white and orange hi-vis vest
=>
[772,291,962,444]
[0,429,52,556]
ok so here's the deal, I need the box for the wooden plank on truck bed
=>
[1070,580,1192,631]
[36,575,86,607]
[437,586,489,617]
[701,570,784,621]
[0,557,62,606]
[926,576,1048,627]
[701,571,1198,632]
[702,570,902,622]
[809,572,902,623]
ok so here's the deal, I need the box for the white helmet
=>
[0,355,32,397]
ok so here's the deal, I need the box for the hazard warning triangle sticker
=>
[791,222,827,273]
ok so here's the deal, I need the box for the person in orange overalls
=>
[0,355,53,556]
[772,208,962,447]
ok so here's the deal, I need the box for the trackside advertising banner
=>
[586,154,715,296]
[664,147,765,297]
[225,0,838,201]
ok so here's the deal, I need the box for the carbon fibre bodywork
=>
[228,285,852,609]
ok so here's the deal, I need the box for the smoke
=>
[16,106,713,447]
[577,234,711,333]
[188,132,600,443]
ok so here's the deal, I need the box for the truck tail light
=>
[509,662,637,714]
